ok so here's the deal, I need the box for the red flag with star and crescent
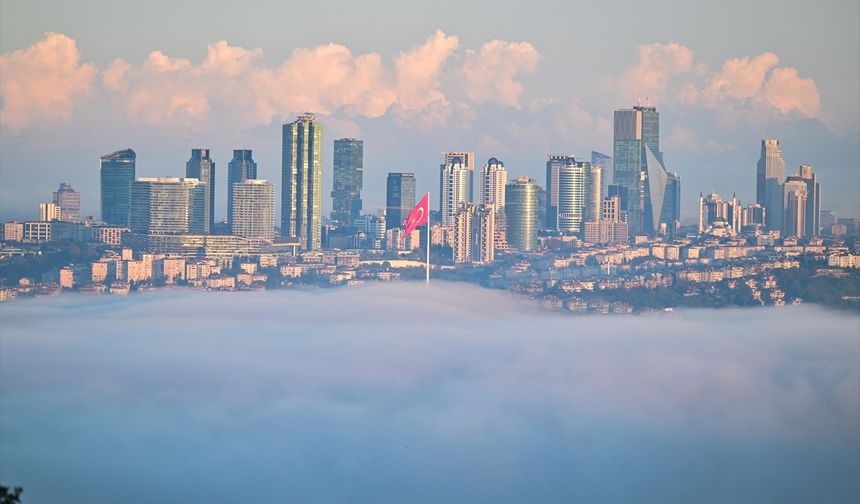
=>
[403,193,429,236]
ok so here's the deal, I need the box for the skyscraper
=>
[440,156,469,226]
[783,179,808,238]
[186,148,215,232]
[331,138,363,224]
[227,150,257,227]
[478,158,507,209]
[505,177,538,252]
[612,106,674,235]
[282,114,323,250]
[128,178,207,234]
[386,172,416,229]
[591,151,612,196]
[231,179,275,240]
[452,203,495,264]
[545,155,587,234]
[792,164,821,238]
[444,151,475,202]
[661,172,681,229]
[584,163,602,222]
[756,139,786,232]
[100,148,136,226]
[53,182,80,222]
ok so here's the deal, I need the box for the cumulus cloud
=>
[0,32,97,130]
[763,67,822,117]
[704,52,779,102]
[394,29,459,110]
[617,42,695,101]
[1,283,857,503]
[2,30,538,132]
[613,45,825,123]
[461,40,541,107]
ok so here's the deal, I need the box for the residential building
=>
[440,156,469,226]
[282,114,323,250]
[443,151,475,202]
[128,178,207,235]
[39,202,60,222]
[227,149,257,227]
[231,179,275,240]
[52,182,80,222]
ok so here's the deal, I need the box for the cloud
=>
[617,42,695,102]
[704,52,779,102]
[613,46,826,124]
[394,29,459,110]
[763,67,822,117]
[0,32,97,130]
[1,284,857,503]
[461,40,541,107]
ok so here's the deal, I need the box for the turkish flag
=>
[403,193,429,236]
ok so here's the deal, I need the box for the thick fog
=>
[1,283,858,503]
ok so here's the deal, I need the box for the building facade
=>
[186,149,215,231]
[386,172,416,229]
[331,138,363,224]
[128,178,207,235]
[282,114,323,250]
[612,106,674,235]
[53,182,80,222]
[100,148,136,226]
[478,157,507,209]
[545,155,588,234]
[440,156,470,226]
[231,179,275,240]
[227,149,257,227]
[452,203,495,264]
[443,151,475,202]
[756,139,786,232]
[505,177,538,252]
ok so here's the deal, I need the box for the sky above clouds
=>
[1,0,858,222]
[1,284,859,502]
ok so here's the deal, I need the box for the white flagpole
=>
[426,191,430,284]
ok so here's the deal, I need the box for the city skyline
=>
[1,1,858,223]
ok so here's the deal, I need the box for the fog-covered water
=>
[1,283,858,503]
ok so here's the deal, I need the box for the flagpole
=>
[426,191,430,284]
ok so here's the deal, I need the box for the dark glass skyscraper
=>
[282,114,323,250]
[227,149,257,228]
[100,148,136,226]
[186,148,214,232]
[331,138,363,224]
[612,105,674,235]
[386,172,416,229]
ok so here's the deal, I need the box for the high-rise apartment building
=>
[505,177,538,252]
[756,139,786,232]
[386,172,416,229]
[789,164,821,238]
[545,155,587,234]
[100,148,136,226]
[186,149,215,232]
[444,151,475,202]
[440,156,470,226]
[478,158,507,209]
[52,182,80,222]
[583,195,628,244]
[227,149,257,227]
[128,178,207,235]
[282,114,323,250]
[612,106,674,235]
[584,163,602,222]
[452,203,495,264]
[783,179,808,238]
[331,138,363,224]
[231,179,275,240]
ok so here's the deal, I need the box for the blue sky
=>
[1,0,858,222]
